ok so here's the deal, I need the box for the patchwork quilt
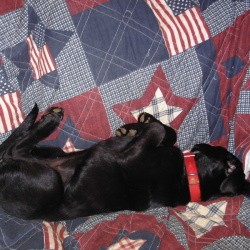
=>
[0,0,250,249]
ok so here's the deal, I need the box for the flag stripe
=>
[0,117,5,133]
[0,97,11,131]
[4,93,19,128]
[39,49,47,76]
[27,35,40,78]
[192,7,209,41]
[178,13,196,47]
[146,0,210,56]
[12,93,23,125]
[43,45,56,71]
[186,8,203,43]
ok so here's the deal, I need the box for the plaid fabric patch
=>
[107,237,146,250]
[131,88,182,126]
[62,138,81,153]
[176,201,227,238]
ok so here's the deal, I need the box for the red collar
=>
[183,152,201,202]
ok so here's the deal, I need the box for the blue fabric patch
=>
[0,208,44,249]
[72,0,168,86]
[196,39,226,141]
[166,0,195,15]
[2,6,73,92]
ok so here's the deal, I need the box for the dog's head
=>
[191,144,250,200]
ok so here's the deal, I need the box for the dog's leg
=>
[117,121,178,184]
[116,112,177,146]
[115,123,145,137]
[12,107,63,152]
[119,122,166,163]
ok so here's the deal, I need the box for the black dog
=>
[0,105,249,221]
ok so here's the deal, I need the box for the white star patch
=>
[131,88,182,125]
[175,201,227,238]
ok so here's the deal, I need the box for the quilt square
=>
[72,0,168,86]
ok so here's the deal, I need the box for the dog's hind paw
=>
[115,126,137,137]
[138,112,158,123]
[43,107,64,120]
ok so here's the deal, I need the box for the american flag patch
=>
[146,0,210,56]
[0,92,23,133]
[26,34,56,79]
[43,221,69,250]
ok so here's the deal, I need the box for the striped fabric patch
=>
[43,221,69,250]
[0,92,23,133]
[146,0,210,56]
[26,34,56,79]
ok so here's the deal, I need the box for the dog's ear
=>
[220,164,245,195]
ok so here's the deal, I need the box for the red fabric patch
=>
[212,11,250,146]
[66,0,109,15]
[42,88,112,141]
[0,0,24,15]
[73,212,183,249]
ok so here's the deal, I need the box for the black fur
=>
[0,105,249,221]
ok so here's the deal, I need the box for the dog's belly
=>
[0,161,64,219]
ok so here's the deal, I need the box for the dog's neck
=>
[183,151,201,202]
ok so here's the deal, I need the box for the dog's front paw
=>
[138,112,158,123]
[43,107,64,120]
[115,126,137,137]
